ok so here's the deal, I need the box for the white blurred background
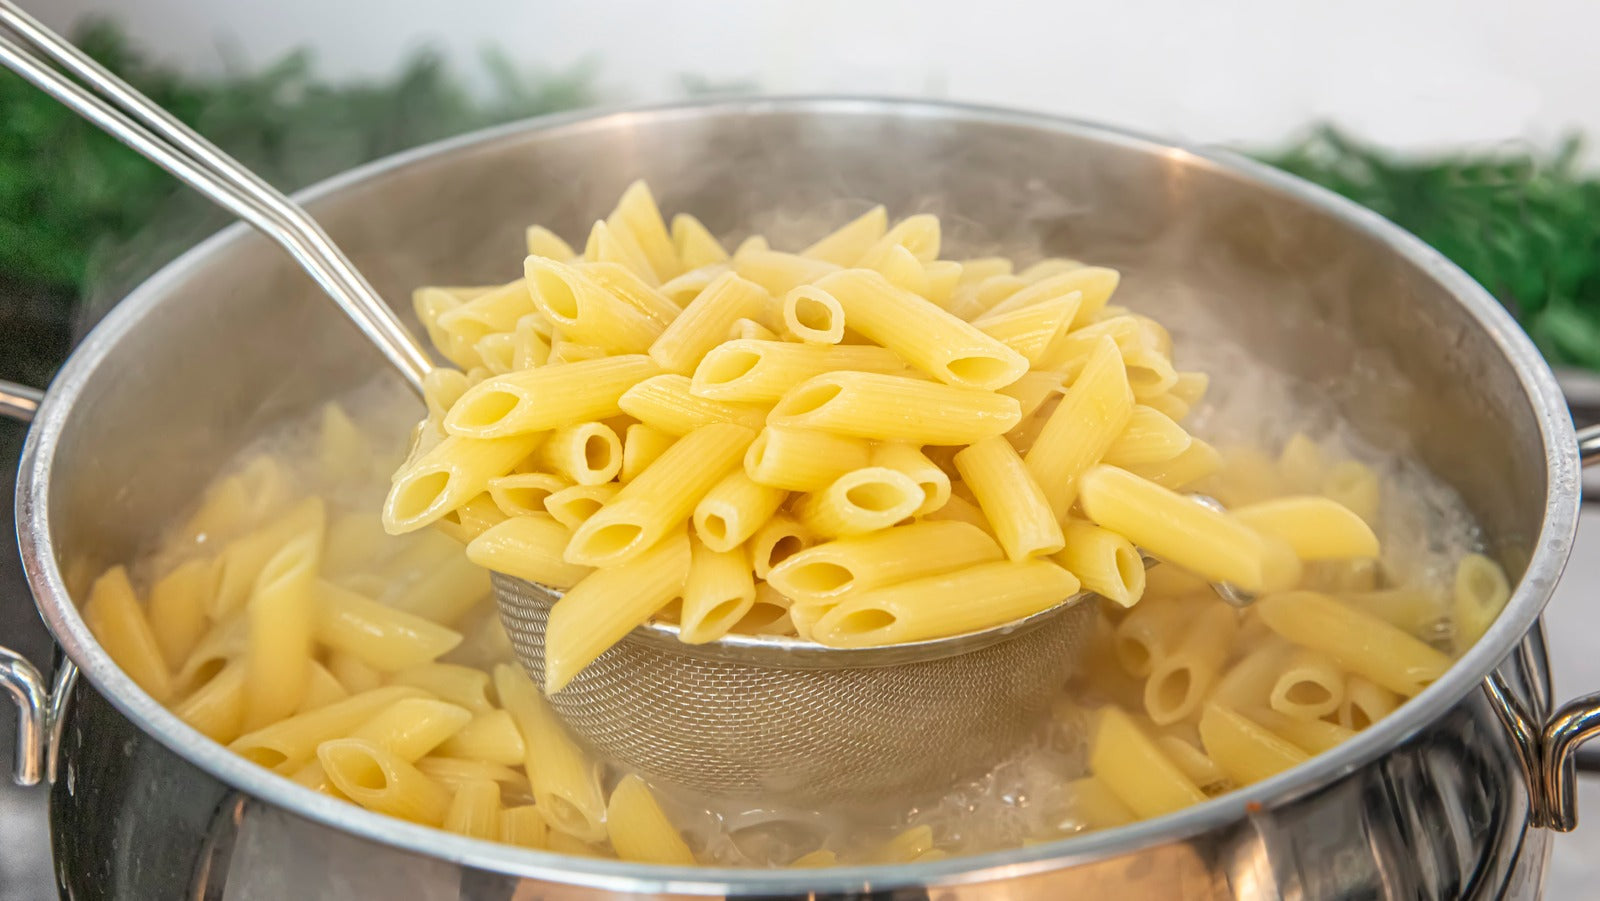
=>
[33,0,1600,152]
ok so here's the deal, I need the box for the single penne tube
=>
[1018,257,1083,282]
[447,354,661,437]
[649,272,771,374]
[946,273,1026,321]
[467,515,593,590]
[607,180,681,281]
[565,424,753,567]
[1124,438,1223,492]
[750,514,814,579]
[1111,595,1195,678]
[606,774,695,865]
[538,421,623,485]
[228,685,427,771]
[583,219,658,285]
[384,432,546,533]
[792,468,924,539]
[679,537,758,643]
[343,697,474,762]
[728,318,777,341]
[415,756,530,794]
[296,664,345,713]
[1023,337,1134,518]
[435,709,528,765]
[1102,405,1194,467]
[314,580,464,671]
[1453,552,1511,653]
[1339,675,1401,730]
[812,559,1080,647]
[659,264,728,307]
[543,483,622,531]
[385,548,492,625]
[212,497,324,618]
[494,663,607,841]
[525,224,575,259]
[743,426,872,492]
[319,738,453,826]
[973,295,1081,365]
[691,340,904,403]
[801,205,888,265]
[671,212,729,269]
[692,470,787,552]
[768,371,1021,444]
[243,529,323,730]
[1267,648,1346,720]
[83,566,174,704]
[922,492,995,536]
[173,660,247,744]
[856,213,941,267]
[1231,496,1379,561]
[1141,390,1191,422]
[547,527,693,690]
[998,370,1067,419]
[442,777,503,840]
[867,244,926,296]
[578,261,682,325]
[734,248,841,296]
[871,443,950,516]
[1197,703,1308,786]
[1320,459,1382,525]
[955,257,1014,287]
[473,332,518,375]
[1065,776,1138,829]
[435,280,537,345]
[1155,734,1228,791]
[1254,591,1452,696]
[413,288,470,366]
[327,652,384,694]
[174,611,246,695]
[1123,346,1179,400]
[1037,315,1143,375]
[783,286,847,345]
[618,374,769,436]
[1078,464,1267,591]
[766,520,1002,603]
[147,556,219,671]
[1238,706,1357,755]
[548,339,608,364]
[486,472,570,518]
[954,436,1065,561]
[812,269,1026,390]
[1143,601,1239,725]
[621,423,677,483]
[1053,519,1146,607]
[982,267,1119,324]
[1089,706,1206,819]
[499,805,549,849]
[389,663,494,712]
[1209,639,1295,710]
[921,260,962,309]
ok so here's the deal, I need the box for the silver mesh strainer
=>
[494,574,1096,804]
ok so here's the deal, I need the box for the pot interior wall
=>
[43,102,1547,598]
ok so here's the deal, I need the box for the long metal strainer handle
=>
[0,1,434,396]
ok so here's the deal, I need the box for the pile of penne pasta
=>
[385,181,1410,695]
[77,183,1514,864]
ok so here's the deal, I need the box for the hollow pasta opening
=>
[791,295,836,332]
[579,522,644,559]
[774,381,842,418]
[325,747,389,792]
[829,607,897,637]
[689,597,749,638]
[497,486,555,515]
[699,512,729,544]
[583,434,613,472]
[700,349,761,386]
[785,561,853,595]
[1116,636,1153,676]
[452,391,520,430]
[391,471,452,520]
[237,746,289,769]
[1114,545,1144,593]
[529,268,580,322]
[944,354,1016,387]
[765,535,805,570]
[1149,666,1194,717]
[542,797,588,835]
[736,602,790,632]
[843,481,906,514]
[744,432,771,472]
[1285,681,1333,706]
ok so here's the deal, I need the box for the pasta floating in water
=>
[81,182,1510,866]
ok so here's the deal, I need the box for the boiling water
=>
[128,330,1493,866]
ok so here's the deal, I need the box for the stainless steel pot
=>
[5,97,1600,900]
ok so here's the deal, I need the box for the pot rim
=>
[15,95,1582,895]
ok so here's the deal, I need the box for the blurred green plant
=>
[0,19,596,297]
[1260,127,1600,369]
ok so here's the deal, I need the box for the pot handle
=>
[1494,422,1600,830]
[1,379,78,787]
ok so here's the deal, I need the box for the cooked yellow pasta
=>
[228,686,426,771]
[735,248,841,296]
[679,537,758,643]
[607,774,695,864]
[691,340,903,403]
[1079,465,1266,591]
[954,436,1064,561]
[243,529,322,730]
[1255,591,1451,696]
[1053,519,1145,607]
[319,738,453,825]
[743,426,872,492]
[769,371,1021,445]
[618,373,769,436]
[1267,648,1345,721]
[84,566,174,704]
[485,472,569,519]
[869,443,950,517]
[1231,496,1379,561]
[1023,337,1134,518]
[466,515,592,590]
[436,710,527,766]
[498,805,548,849]
[812,559,1079,647]
[493,664,606,841]
[313,581,463,671]
[792,467,924,539]
[1197,703,1308,786]
[750,514,814,579]
[389,663,493,712]
[801,205,887,265]
[543,483,622,531]
[1143,601,1237,725]
[973,294,1079,365]
[1339,675,1401,730]
[1089,707,1205,818]
[766,521,1001,603]
[649,271,771,374]
[812,269,1026,390]
[1102,405,1192,468]
[692,470,787,552]
[1453,553,1510,652]
[783,285,847,344]
[538,421,623,486]
[671,213,729,270]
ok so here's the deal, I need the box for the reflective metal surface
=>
[0,380,42,423]
[8,98,1595,897]
[0,1,433,394]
